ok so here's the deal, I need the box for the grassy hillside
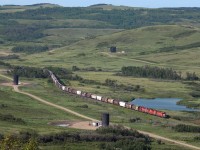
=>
[7,25,200,73]
[0,5,200,149]
[0,72,191,149]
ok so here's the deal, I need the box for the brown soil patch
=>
[49,120,99,130]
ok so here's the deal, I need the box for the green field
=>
[0,73,199,149]
[0,4,200,149]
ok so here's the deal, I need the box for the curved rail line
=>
[0,73,200,149]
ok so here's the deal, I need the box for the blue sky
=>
[1,0,200,8]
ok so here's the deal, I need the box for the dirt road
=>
[12,86,200,150]
[13,85,98,122]
[1,73,200,149]
[138,130,200,150]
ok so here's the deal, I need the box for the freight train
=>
[48,70,167,118]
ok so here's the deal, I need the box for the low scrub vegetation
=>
[0,113,25,124]
[0,54,19,60]
[12,45,49,54]
[173,124,200,133]
[0,126,151,149]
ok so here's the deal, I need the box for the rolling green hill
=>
[1,4,200,149]
[7,25,200,74]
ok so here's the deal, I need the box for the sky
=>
[0,0,200,8]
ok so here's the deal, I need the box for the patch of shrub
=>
[12,45,49,54]
[190,91,200,98]
[0,104,8,108]
[0,113,25,124]
[77,104,88,108]
[194,135,200,141]
[173,124,200,133]
[129,117,141,123]
[0,54,19,60]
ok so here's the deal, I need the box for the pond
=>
[131,98,199,111]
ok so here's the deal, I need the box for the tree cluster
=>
[8,66,49,78]
[0,7,199,29]
[121,66,181,80]
[0,25,45,42]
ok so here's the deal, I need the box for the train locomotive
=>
[48,70,167,118]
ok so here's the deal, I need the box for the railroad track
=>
[0,73,200,150]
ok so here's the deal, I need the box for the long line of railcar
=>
[48,70,167,118]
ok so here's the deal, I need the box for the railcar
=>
[102,97,108,103]
[77,90,82,95]
[156,111,166,118]
[91,94,97,99]
[148,108,157,115]
[81,92,87,97]
[97,96,102,101]
[119,101,126,107]
[113,99,119,105]
[49,71,167,118]
[86,93,92,98]
[125,103,132,109]
[107,98,114,104]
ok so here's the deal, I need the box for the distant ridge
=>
[89,4,108,7]
[2,3,60,7]
[25,3,60,7]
